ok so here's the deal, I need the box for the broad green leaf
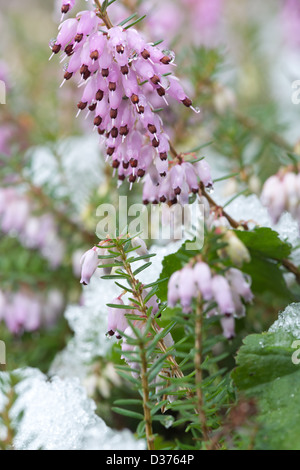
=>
[235,227,292,260]
[232,308,300,450]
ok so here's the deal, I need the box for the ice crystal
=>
[269,303,300,338]
[0,368,145,450]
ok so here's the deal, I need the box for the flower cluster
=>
[142,159,213,205]
[168,263,253,339]
[0,188,65,268]
[0,288,64,335]
[261,169,300,226]
[51,5,213,202]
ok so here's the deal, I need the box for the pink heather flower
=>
[211,275,235,316]
[107,297,129,339]
[51,9,206,203]
[61,0,76,15]
[167,263,253,338]
[1,288,65,335]
[142,159,212,205]
[220,315,235,340]
[168,270,181,307]
[178,267,197,312]
[261,170,300,226]
[1,198,30,234]
[195,161,213,188]
[80,246,99,285]
[43,289,65,327]
[261,174,286,224]
[226,268,254,304]
[194,262,213,301]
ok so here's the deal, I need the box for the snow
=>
[269,303,300,338]
[0,368,145,451]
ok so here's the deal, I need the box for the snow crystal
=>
[269,303,300,338]
[27,136,103,213]
[219,194,300,264]
[0,368,145,451]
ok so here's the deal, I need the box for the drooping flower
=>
[0,289,64,335]
[261,168,300,227]
[107,297,129,339]
[80,246,100,285]
[167,262,253,339]
[50,6,213,204]
[0,188,65,268]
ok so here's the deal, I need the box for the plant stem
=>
[194,297,210,445]
[119,244,185,381]
[140,343,155,450]
[95,0,113,29]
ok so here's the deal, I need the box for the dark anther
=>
[109,82,116,92]
[102,68,109,77]
[131,94,139,104]
[137,105,144,114]
[98,128,105,135]
[151,75,160,85]
[123,161,129,169]
[96,90,104,101]
[75,33,83,43]
[64,71,73,80]
[157,87,166,97]
[88,103,97,111]
[130,158,138,168]
[94,116,102,127]
[65,44,74,56]
[107,330,115,337]
[83,70,91,80]
[160,195,167,203]
[119,125,129,136]
[77,101,87,110]
[116,45,125,54]
[152,137,160,148]
[121,65,129,75]
[110,109,118,119]
[148,124,157,134]
[160,55,171,65]
[129,174,137,183]
[107,147,115,156]
[52,44,61,54]
[174,187,181,195]
[61,4,70,14]
[182,97,192,108]
[118,175,125,181]
[112,160,120,169]
[90,50,99,61]
[137,169,145,178]
[160,152,168,161]
[141,49,151,60]
[111,127,118,138]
